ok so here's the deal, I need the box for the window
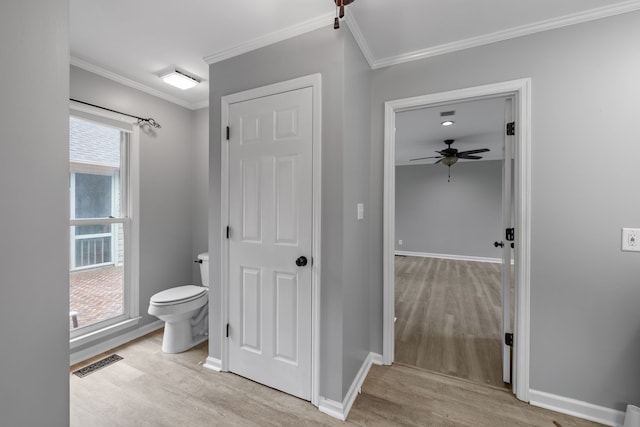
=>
[69,107,140,347]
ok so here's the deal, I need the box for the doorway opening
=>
[382,79,531,401]
[393,95,512,388]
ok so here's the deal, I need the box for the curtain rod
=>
[70,98,161,129]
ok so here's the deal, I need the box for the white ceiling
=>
[70,0,640,110]
[395,97,508,166]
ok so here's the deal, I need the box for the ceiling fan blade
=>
[457,154,483,159]
[434,158,442,164]
[410,155,442,161]
[457,148,490,155]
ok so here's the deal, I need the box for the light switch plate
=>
[622,228,640,252]
[357,203,364,220]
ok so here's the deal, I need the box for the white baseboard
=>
[318,352,381,421]
[318,396,345,420]
[371,352,384,366]
[70,320,164,366]
[529,389,626,427]
[395,250,508,264]
[203,356,223,372]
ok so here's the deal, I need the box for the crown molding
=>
[204,13,334,65]
[190,99,210,110]
[344,14,375,69]
[70,57,208,110]
[370,0,640,69]
[71,0,640,107]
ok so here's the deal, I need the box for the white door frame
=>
[220,74,322,406]
[382,78,532,401]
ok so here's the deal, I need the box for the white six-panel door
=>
[227,87,313,400]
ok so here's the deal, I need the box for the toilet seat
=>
[150,285,207,306]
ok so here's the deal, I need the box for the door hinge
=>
[506,121,515,136]
[505,227,515,241]
[505,333,514,347]
[226,126,230,140]
[226,226,230,239]
[226,323,230,338]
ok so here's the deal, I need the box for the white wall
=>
[70,66,209,351]
[369,11,640,412]
[0,1,70,425]
[395,161,503,259]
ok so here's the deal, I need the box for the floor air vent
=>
[73,354,123,378]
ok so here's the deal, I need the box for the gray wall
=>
[209,26,372,402]
[395,161,503,258]
[191,107,210,283]
[341,30,372,397]
[70,66,209,351]
[370,11,640,410]
[0,0,70,425]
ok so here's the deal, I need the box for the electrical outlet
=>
[398,239,403,246]
[622,228,640,252]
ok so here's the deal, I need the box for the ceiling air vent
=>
[440,110,456,117]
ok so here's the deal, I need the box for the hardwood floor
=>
[394,256,508,388]
[70,330,603,426]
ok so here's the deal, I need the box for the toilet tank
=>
[197,252,209,287]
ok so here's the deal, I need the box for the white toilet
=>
[148,252,209,353]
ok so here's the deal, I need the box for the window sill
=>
[69,317,141,350]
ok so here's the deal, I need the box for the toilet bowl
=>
[148,252,209,353]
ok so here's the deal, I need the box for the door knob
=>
[295,256,308,267]
[494,241,505,248]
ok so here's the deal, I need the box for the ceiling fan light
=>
[442,156,458,166]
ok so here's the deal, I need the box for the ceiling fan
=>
[410,139,490,181]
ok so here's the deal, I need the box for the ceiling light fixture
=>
[441,156,458,167]
[333,0,355,29]
[442,156,459,182]
[441,120,455,126]
[160,69,200,90]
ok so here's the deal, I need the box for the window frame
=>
[69,102,141,348]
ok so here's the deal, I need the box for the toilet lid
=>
[150,285,207,305]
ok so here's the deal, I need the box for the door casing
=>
[382,78,532,401]
[220,74,322,406]
[501,96,515,384]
